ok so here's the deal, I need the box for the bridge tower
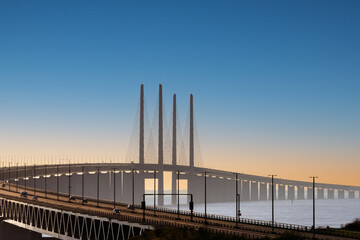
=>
[189,94,194,168]
[187,94,200,202]
[139,84,144,165]
[158,84,164,205]
[171,94,177,204]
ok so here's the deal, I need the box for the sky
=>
[0,0,359,186]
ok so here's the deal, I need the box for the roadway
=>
[0,185,359,240]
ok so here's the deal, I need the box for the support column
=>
[251,181,258,201]
[307,187,313,200]
[327,189,334,199]
[241,180,250,201]
[338,189,344,199]
[297,186,304,200]
[187,173,203,203]
[158,84,164,205]
[317,188,324,199]
[172,94,177,204]
[288,185,295,200]
[278,184,285,200]
[260,182,267,200]
[139,84,144,165]
[189,94,194,168]
[349,190,355,199]
[135,171,145,204]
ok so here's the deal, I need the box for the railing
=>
[2,186,360,239]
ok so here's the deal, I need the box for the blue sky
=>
[0,0,359,184]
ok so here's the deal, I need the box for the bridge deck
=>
[0,185,358,240]
[2,163,360,191]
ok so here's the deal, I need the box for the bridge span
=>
[1,85,359,239]
[1,174,360,240]
[1,162,359,207]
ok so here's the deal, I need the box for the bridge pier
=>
[187,173,204,204]
[297,186,304,200]
[317,188,324,199]
[122,171,132,203]
[251,181,258,201]
[157,170,164,205]
[278,184,285,200]
[307,187,313,200]
[171,171,177,204]
[259,182,267,200]
[288,185,295,200]
[208,176,218,203]
[349,190,355,199]
[327,189,334,199]
[338,189,344,199]
[241,180,250,201]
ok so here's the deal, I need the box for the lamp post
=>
[1,162,3,186]
[68,162,71,202]
[310,176,318,239]
[44,164,47,198]
[56,164,59,201]
[177,170,180,219]
[16,163,18,192]
[132,168,135,211]
[153,170,156,216]
[113,168,116,209]
[269,175,277,233]
[97,167,100,207]
[33,164,36,196]
[8,162,11,191]
[82,166,85,202]
[204,171,208,224]
[235,173,241,227]
[24,163,27,192]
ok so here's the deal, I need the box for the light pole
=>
[68,162,71,201]
[24,163,27,192]
[33,164,36,196]
[56,164,59,201]
[97,167,100,207]
[113,168,116,209]
[310,176,318,239]
[1,162,3,186]
[16,163,18,192]
[177,170,180,220]
[204,171,208,224]
[269,175,277,233]
[44,164,47,198]
[153,170,156,216]
[235,173,241,227]
[132,168,135,211]
[8,162,11,191]
[82,166,85,202]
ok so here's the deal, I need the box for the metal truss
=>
[0,197,151,240]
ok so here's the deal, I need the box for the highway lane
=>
[0,185,358,240]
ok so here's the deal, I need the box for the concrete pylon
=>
[158,84,164,205]
[187,94,197,203]
[171,94,177,204]
[139,84,144,165]
[189,94,194,168]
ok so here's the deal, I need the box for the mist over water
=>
[158,197,360,228]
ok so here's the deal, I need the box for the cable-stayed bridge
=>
[0,84,359,239]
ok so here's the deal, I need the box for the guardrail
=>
[2,186,360,239]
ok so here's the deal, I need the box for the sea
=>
[155,197,360,228]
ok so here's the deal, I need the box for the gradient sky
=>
[1,1,359,185]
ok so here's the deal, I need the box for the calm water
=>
[157,197,360,228]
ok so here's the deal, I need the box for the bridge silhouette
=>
[0,84,359,239]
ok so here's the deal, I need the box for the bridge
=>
[1,84,359,239]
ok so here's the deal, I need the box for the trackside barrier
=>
[2,187,360,239]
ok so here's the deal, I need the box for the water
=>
[156,196,360,228]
